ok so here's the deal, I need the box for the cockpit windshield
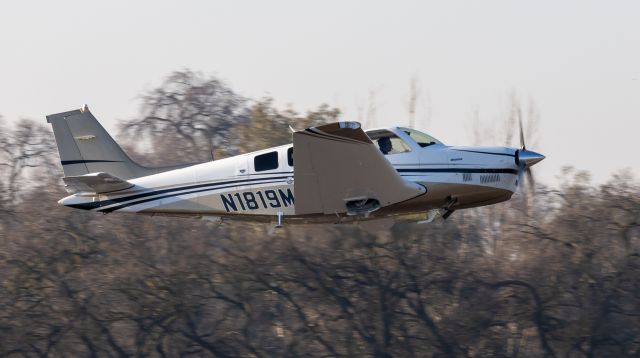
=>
[400,127,443,147]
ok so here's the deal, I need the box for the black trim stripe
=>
[451,149,516,157]
[108,175,292,205]
[397,168,518,175]
[67,202,103,210]
[61,160,122,165]
[99,179,288,213]
[68,175,292,212]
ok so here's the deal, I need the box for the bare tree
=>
[0,74,639,357]
[405,75,431,129]
[120,70,250,164]
[0,118,56,204]
[407,76,419,128]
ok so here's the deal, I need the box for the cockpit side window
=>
[366,130,412,155]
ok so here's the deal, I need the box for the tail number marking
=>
[221,189,294,212]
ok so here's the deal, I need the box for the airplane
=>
[46,105,544,227]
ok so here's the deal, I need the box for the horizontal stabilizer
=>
[62,172,134,194]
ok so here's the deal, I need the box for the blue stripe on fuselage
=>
[450,149,516,158]
[66,175,292,212]
[397,168,518,175]
[99,179,288,213]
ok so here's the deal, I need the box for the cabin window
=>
[254,151,279,172]
[287,147,294,166]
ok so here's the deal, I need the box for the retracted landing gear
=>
[417,197,459,224]
[442,209,455,220]
[442,196,458,220]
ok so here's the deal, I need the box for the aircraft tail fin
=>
[46,105,185,180]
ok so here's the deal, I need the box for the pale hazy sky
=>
[1,1,638,184]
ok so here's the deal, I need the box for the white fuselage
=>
[60,127,522,223]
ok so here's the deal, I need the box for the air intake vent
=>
[462,173,472,182]
[480,174,500,184]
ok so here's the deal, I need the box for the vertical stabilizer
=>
[46,105,186,179]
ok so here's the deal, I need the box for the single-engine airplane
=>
[46,105,544,226]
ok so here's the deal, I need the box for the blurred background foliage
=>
[0,70,638,357]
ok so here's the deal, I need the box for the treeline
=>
[0,71,638,357]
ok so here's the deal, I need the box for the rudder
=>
[46,105,183,180]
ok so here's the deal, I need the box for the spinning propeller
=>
[515,117,545,192]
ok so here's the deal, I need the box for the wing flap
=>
[293,122,426,215]
[62,172,134,194]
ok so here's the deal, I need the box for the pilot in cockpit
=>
[378,136,392,155]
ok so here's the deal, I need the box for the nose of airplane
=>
[516,149,545,167]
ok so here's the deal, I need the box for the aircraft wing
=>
[293,122,426,215]
[62,172,134,194]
